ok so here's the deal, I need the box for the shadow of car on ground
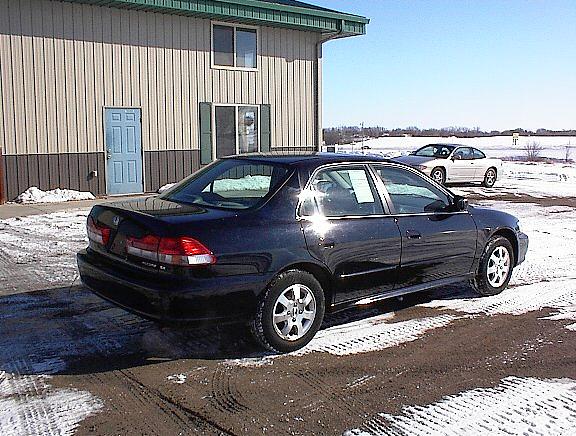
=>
[0,283,476,376]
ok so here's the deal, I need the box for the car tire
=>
[471,236,515,296]
[250,269,325,353]
[430,167,446,185]
[483,168,497,187]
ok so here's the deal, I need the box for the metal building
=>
[0,0,368,202]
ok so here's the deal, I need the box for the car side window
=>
[374,166,452,214]
[472,148,486,159]
[454,147,473,160]
[307,166,384,217]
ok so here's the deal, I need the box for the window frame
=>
[471,148,486,159]
[370,163,464,216]
[211,22,259,71]
[212,104,261,161]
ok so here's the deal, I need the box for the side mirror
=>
[453,195,468,211]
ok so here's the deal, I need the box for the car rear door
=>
[299,164,402,304]
[372,164,477,288]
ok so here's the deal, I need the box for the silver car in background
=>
[393,144,502,187]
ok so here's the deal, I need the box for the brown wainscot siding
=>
[144,150,200,193]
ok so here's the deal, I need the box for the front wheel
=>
[250,270,325,353]
[471,236,514,296]
[483,168,497,187]
[430,167,446,185]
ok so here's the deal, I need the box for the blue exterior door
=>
[105,108,143,195]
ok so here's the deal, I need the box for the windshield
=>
[413,144,455,158]
[161,159,291,210]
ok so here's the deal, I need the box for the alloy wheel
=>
[272,284,317,341]
[487,246,511,287]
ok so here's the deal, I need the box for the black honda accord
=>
[77,153,528,352]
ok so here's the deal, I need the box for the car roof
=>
[221,152,391,166]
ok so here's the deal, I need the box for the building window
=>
[215,105,259,158]
[212,24,257,69]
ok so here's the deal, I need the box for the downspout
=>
[314,19,345,151]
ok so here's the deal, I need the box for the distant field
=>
[338,135,576,160]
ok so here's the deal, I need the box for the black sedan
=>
[77,153,528,352]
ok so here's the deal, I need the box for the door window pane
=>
[238,106,258,153]
[375,166,450,214]
[215,106,236,158]
[311,167,383,217]
[453,147,473,160]
[213,25,234,66]
[236,28,257,68]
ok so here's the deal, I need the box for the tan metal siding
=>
[0,0,319,157]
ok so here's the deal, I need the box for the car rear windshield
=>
[414,145,455,158]
[161,159,291,210]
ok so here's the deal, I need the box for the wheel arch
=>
[275,262,335,308]
[491,228,519,266]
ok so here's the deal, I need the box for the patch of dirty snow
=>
[344,376,576,436]
[167,374,187,384]
[158,183,176,193]
[0,369,102,436]
[228,314,458,366]
[16,187,95,204]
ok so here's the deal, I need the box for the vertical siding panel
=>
[172,16,183,151]
[42,0,57,154]
[138,12,150,153]
[286,28,294,148]
[259,26,268,106]
[21,0,39,155]
[102,7,113,108]
[180,16,191,151]
[120,10,131,105]
[129,12,140,107]
[17,157,29,194]
[48,154,59,189]
[0,0,16,155]
[188,16,199,150]
[63,2,77,154]
[83,5,97,153]
[92,5,105,154]
[27,155,39,188]
[52,1,68,155]
[38,154,49,190]
[9,1,28,155]
[305,32,314,146]
[73,4,87,154]
[111,9,122,105]
[294,31,303,147]
[31,1,48,155]
[164,15,175,150]
[155,14,167,150]
[146,13,158,152]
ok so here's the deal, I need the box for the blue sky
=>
[312,0,576,131]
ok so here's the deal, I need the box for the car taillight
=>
[87,216,111,245]
[126,235,216,266]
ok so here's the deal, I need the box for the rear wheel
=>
[483,168,497,187]
[250,270,325,353]
[430,167,446,185]
[471,236,514,296]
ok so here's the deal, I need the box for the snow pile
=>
[0,370,102,436]
[16,187,95,204]
[345,376,576,436]
[213,175,270,191]
[158,183,176,193]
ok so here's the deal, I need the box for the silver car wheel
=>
[431,169,444,184]
[272,284,317,341]
[487,246,511,288]
[485,169,496,187]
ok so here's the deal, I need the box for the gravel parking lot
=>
[1,189,575,435]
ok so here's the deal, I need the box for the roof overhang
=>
[61,0,369,36]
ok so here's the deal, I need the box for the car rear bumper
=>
[516,231,529,265]
[77,249,269,325]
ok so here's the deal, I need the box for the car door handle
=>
[405,230,421,240]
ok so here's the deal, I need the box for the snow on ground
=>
[16,187,95,204]
[0,369,102,436]
[424,202,576,328]
[0,209,89,286]
[344,376,576,436]
[346,135,576,160]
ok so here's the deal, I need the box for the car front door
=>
[449,147,476,182]
[299,165,402,304]
[372,164,477,288]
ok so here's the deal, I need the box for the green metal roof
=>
[63,0,369,36]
